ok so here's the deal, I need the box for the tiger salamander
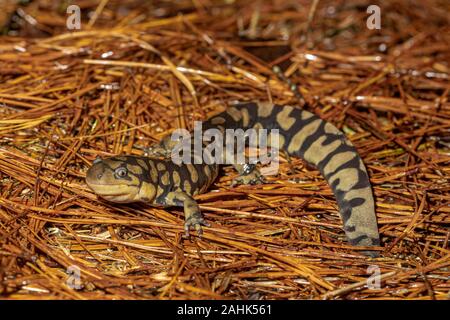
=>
[86,102,380,256]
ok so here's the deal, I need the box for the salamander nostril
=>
[97,173,103,179]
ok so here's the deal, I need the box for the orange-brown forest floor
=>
[0,0,449,299]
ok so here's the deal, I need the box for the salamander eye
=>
[115,167,128,178]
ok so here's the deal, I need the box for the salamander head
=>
[86,156,145,203]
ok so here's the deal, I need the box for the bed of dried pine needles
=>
[0,0,449,300]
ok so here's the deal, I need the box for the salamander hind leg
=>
[163,191,210,237]
[144,135,179,159]
[231,163,267,186]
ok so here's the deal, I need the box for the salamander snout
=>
[86,162,106,185]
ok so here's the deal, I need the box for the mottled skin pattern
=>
[86,102,380,256]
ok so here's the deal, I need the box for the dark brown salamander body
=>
[86,102,380,256]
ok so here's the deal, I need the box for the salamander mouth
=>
[85,181,138,197]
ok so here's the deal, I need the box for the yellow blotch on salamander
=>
[137,159,148,170]
[161,171,170,185]
[186,164,198,183]
[276,106,296,131]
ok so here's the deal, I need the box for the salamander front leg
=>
[164,191,210,237]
